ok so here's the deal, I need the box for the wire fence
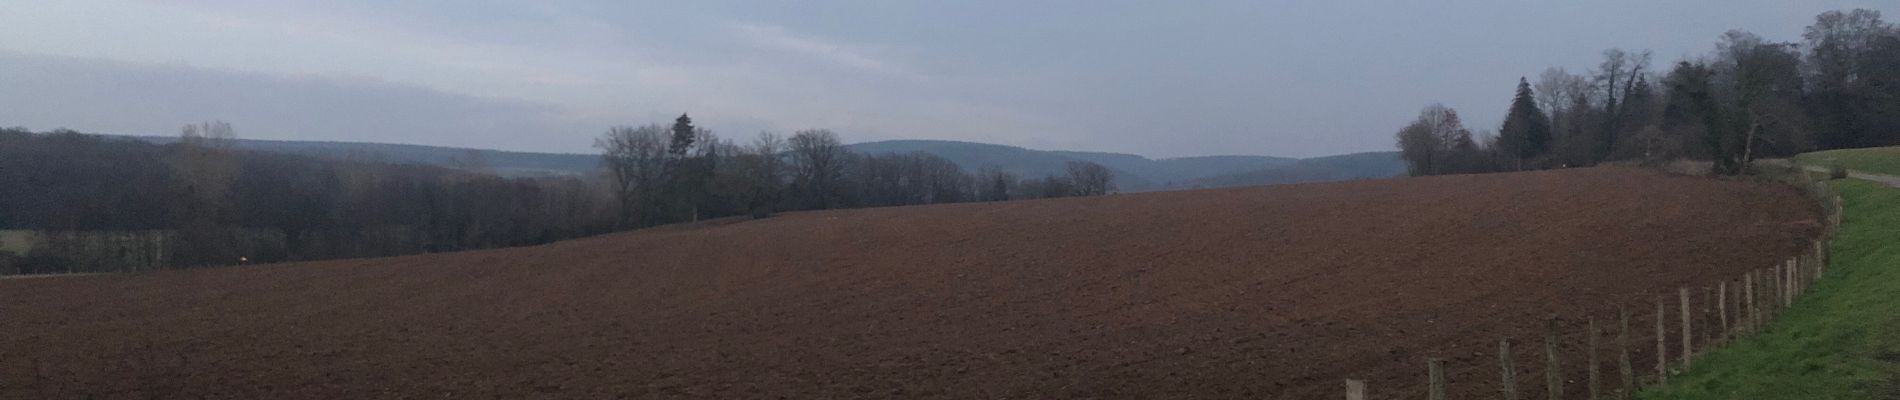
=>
[1346,171,1841,400]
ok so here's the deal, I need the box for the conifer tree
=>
[1497,77,1553,166]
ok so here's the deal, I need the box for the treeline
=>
[595,114,1113,228]
[1399,9,1900,176]
[0,125,614,273]
[1,117,1113,273]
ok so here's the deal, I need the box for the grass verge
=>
[1641,178,1900,399]
[1795,147,1900,176]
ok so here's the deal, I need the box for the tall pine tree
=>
[1497,77,1553,167]
[668,113,697,158]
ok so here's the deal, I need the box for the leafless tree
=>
[1395,104,1478,176]
[1593,48,1654,161]
[595,124,669,227]
[1065,161,1115,196]
[1712,30,1808,167]
[788,129,847,209]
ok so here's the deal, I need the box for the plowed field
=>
[0,167,1821,399]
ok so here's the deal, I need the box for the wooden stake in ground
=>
[1789,258,1798,304]
[1745,271,1756,334]
[1618,307,1633,399]
[1655,299,1667,384]
[1345,379,1365,400]
[1791,258,1802,300]
[1429,358,1446,400]
[1793,255,1808,297]
[1588,317,1600,400]
[1777,263,1786,311]
[1500,339,1518,400]
[1546,318,1562,400]
[1718,280,1728,341]
[1679,287,1692,368]
[1710,288,1725,352]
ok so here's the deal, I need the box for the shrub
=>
[1829,163,1848,180]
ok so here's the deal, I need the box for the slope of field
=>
[0,167,1821,399]
[1797,146,1900,176]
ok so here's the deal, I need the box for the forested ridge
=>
[0,118,1115,274]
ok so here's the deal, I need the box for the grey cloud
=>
[0,51,599,152]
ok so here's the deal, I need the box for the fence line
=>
[1344,173,1841,399]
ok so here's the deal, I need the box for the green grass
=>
[1796,147,1900,176]
[1641,178,1900,399]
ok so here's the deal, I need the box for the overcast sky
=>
[0,1,1891,158]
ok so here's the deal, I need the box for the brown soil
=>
[0,167,1821,399]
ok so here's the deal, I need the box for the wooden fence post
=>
[1781,261,1791,308]
[1768,266,1779,321]
[1588,317,1600,400]
[1546,318,1562,400]
[1798,256,1809,298]
[1793,254,1808,295]
[1679,287,1692,368]
[1790,258,1800,301]
[1345,379,1365,400]
[1745,271,1757,333]
[1759,268,1769,324]
[1655,299,1667,384]
[1430,358,1447,400]
[1718,281,1728,341]
[1710,288,1725,352]
[1792,258,1803,300]
[1619,307,1634,399]
[1501,339,1518,400]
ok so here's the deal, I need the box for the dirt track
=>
[0,167,1820,399]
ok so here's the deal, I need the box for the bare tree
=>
[1803,9,1896,148]
[1712,30,1808,169]
[741,132,787,216]
[169,121,240,266]
[976,167,1016,201]
[595,124,669,227]
[788,129,847,209]
[1534,67,1579,116]
[1593,49,1654,162]
[1065,161,1115,196]
[1395,104,1478,176]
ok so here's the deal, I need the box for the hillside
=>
[116,136,1397,191]
[0,167,1821,399]
[1167,151,1406,190]
[129,135,603,178]
[849,140,1148,190]
[849,139,1393,191]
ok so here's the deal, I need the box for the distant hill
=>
[1166,151,1407,190]
[129,136,602,178]
[120,136,1400,189]
[849,140,1302,191]
[849,140,1159,190]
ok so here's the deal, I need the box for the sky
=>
[0,1,1892,158]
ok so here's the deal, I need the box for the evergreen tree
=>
[668,113,697,158]
[1497,77,1552,166]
